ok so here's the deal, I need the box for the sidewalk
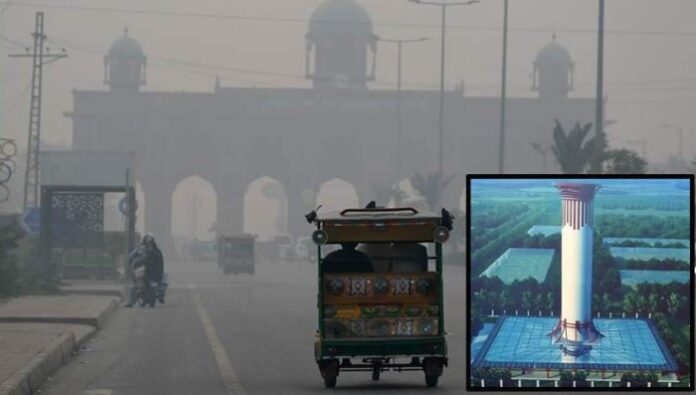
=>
[0,289,121,395]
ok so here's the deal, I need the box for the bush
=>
[0,216,24,296]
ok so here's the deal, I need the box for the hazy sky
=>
[2,0,695,163]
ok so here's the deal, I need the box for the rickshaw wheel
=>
[425,375,438,387]
[324,376,337,388]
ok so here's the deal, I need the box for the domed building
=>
[306,0,377,90]
[70,10,596,252]
[532,35,574,99]
[104,29,146,93]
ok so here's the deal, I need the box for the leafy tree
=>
[0,216,26,296]
[409,172,454,211]
[603,148,647,174]
[368,183,406,207]
[667,292,680,316]
[551,120,596,174]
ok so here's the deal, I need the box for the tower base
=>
[548,318,603,357]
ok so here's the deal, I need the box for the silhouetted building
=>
[69,0,595,251]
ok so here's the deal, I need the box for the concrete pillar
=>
[216,174,245,236]
[609,381,613,388]
[286,183,315,239]
[480,379,485,387]
[554,381,558,388]
[536,380,540,387]
[499,379,503,387]
[517,380,521,387]
[591,381,595,388]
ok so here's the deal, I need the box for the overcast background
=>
[2,0,695,163]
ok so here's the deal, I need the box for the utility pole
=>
[591,0,605,173]
[409,0,478,207]
[10,12,67,210]
[498,0,509,174]
[379,37,429,180]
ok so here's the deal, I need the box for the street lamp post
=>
[592,0,606,173]
[380,37,429,180]
[409,0,478,207]
[498,0,509,174]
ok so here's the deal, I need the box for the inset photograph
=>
[467,176,693,390]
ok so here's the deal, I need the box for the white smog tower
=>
[550,182,603,356]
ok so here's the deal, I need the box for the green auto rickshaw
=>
[306,206,453,388]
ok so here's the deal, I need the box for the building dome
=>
[108,31,145,60]
[534,39,572,67]
[309,0,373,37]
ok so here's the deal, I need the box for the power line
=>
[0,32,29,49]
[2,1,696,37]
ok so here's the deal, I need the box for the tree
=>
[551,120,596,174]
[603,149,647,174]
[409,172,454,211]
[667,292,680,316]
[368,183,403,207]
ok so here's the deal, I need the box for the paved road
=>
[42,258,470,395]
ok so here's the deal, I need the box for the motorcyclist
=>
[125,234,167,307]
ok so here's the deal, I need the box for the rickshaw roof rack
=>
[317,207,441,222]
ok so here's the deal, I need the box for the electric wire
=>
[1,1,696,38]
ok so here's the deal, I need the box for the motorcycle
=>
[133,267,167,307]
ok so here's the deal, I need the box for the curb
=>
[0,298,119,395]
[59,283,127,299]
[0,297,120,328]
[0,332,75,395]
[60,288,125,298]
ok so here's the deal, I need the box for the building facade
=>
[69,0,595,251]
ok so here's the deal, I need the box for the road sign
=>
[21,206,40,234]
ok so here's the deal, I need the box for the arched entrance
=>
[244,176,288,241]
[171,176,217,255]
[316,178,360,212]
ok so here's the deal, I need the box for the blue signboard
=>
[21,207,40,234]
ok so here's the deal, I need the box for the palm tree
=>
[410,172,454,211]
[550,120,596,174]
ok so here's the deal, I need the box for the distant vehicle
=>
[187,239,216,262]
[306,206,454,388]
[272,233,294,261]
[295,236,315,261]
[217,234,256,275]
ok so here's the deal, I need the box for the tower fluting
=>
[550,182,602,356]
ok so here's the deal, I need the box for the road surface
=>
[42,258,470,395]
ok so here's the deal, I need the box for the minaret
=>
[549,183,603,356]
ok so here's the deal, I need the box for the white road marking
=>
[84,390,112,395]
[190,285,247,395]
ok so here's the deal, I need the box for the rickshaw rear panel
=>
[307,206,454,388]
